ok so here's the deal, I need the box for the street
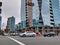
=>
[0,36,60,45]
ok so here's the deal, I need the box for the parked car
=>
[4,33,8,36]
[19,31,36,37]
[43,32,56,37]
[9,33,19,36]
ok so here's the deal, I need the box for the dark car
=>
[43,32,56,37]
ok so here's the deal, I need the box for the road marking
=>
[8,37,26,45]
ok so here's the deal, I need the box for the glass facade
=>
[21,0,26,29]
[59,0,60,12]
[0,2,2,30]
[21,0,33,28]
[52,0,60,26]
[32,0,57,27]
[15,23,24,30]
[7,16,15,30]
[21,0,60,29]
[10,17,15,30]
[0,16,2,30]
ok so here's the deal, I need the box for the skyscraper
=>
[0,2,2,14]
[21,0,33,29]
[0,2,2,30]
[33,0,55,27]
[0,16,2,30]
[6,16,15,31]
[57,0,60,26]
[21,0,59,29]
[59,0,60,12]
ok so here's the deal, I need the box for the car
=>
[9,33,19,36]
[43,32,56,37]
[4,33,8,36]
[43,32,49,37]
[19,31,36,37]
[49,32,56,36]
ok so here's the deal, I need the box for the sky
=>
[0,0,21,29]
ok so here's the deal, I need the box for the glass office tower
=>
[0,2,2,30]
[21,0,59,29]
[33,0,55,27]
[57,0,60,26]
[59,0,60,12]
[21,0,33,29]
[21,0,26,29]
[50,0,59,26]
[6,16,15,31]
[0,16,2,30]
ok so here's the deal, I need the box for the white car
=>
[4,33,8,36]
[19,31,36,37]
[9,33,19,36]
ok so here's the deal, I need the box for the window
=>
[51,23,54,25]
[50,19,54,21]
[50,7,52,8]
[50,9,53,11]
[50,12,53,15]
[50,16,53,18]
[39,17,42,20]
[0,9,1,14]
[39,27,42,29]
[50,27,53,29]
[0,2,2,6]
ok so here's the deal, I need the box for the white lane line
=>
[8,37,26,45]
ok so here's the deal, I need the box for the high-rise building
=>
[15,22,23,30]
[0,16,2,30]
[21,0,33,29]
[59,0,60,12]
[33,0,55,27]
[21,0,55,28]
[6,16,15,31]
[0,2,2,14]
[0,2,2,30]
[57,0,60,26]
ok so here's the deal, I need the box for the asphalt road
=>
[0,36,60,45]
